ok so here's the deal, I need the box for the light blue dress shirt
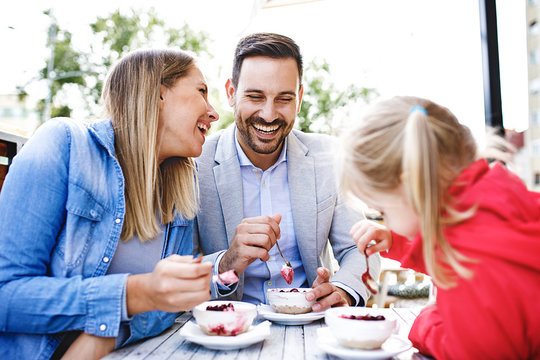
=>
[235,135,309,304]
[215,132,359,305]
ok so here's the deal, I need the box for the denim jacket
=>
[0,118,194,360]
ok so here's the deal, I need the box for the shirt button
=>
[100,324,107,331]
[115,218,121,224]
[102,257,109,263]
[268,281,272,286]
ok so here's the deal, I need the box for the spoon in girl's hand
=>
[362,250,378,294]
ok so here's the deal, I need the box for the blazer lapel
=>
[287,131,319,285]
[214,126,244,244]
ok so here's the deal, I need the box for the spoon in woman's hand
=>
[362,250,378,294]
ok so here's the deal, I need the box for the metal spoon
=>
[362,250,378,294]
[275,239,294,284]
[359,207,380,294]
[275,240,292,269]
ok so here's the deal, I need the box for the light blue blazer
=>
[194,124,380,305]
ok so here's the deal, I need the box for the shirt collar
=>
[234,131,288,170]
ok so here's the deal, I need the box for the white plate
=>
[179,320,271,350]
[317,327,412,359]
[257,304,325,325]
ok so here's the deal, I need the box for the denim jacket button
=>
[102,257,109,263]
[90,210,97,218]
[100,324,107,331]
[115,218,121,224]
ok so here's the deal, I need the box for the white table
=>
[103,307,432,359]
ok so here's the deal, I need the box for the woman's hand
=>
[349,219,393,256]
[61,333,115,360]
[126,255,212,315]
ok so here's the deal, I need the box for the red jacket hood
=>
[392,159,540,274]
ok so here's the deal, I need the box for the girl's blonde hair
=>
[102,49,198,242]
[341,96,478,288]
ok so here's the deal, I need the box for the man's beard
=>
[236,114,290,155]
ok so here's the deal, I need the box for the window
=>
[1,108,13,118]
[530,49,540,65]
[535,173,540,185]
[532,139,540,156]
[530,20,539,35]
[530,78,540,95]
[532,109,540,126]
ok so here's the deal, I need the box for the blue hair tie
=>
[410,106,427,116]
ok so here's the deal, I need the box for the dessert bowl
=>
[192,301,257,336]
[324,307,397,349]
[266,288,315,314]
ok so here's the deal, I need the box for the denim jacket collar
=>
[88,119,117,158]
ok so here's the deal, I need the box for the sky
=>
[0,0,529,141]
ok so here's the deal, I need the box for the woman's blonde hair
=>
[341,96,479,288]
[102,49,198,242]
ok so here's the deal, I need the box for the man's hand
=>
[218,214,281,274]
[307,267,351,312]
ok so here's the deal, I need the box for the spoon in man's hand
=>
[275,240,294,285]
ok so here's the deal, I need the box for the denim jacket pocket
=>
[58,184,107,270]
[66,184,105,221]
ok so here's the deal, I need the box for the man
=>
[195,33,380,311]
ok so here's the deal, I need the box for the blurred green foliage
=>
[20,9,377,134]
[297,59,378,134]
[19,8,211,122]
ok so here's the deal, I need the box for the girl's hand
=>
[349,219,393,256]
[126,255,212,315]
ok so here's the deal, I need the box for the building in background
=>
[0,94,40,137]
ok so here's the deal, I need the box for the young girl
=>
[0,49,218,359]
[341,96,540,359]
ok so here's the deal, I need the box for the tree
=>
[87,9,212,110]
[18,8,211,123]
[18,10,87,121]
[297,58,378,134]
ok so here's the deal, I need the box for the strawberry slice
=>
[280,264,294,284]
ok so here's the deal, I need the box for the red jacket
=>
[386,159,540,359]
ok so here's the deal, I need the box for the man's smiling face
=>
[227,56,302,165]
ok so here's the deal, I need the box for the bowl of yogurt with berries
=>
[192,301,257,336]
[324,307,397,349]
[266,288,315,314]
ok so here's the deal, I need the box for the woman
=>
[0,49,218,359]
[342,96,540,359]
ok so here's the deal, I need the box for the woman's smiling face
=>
[157,65,219,162]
